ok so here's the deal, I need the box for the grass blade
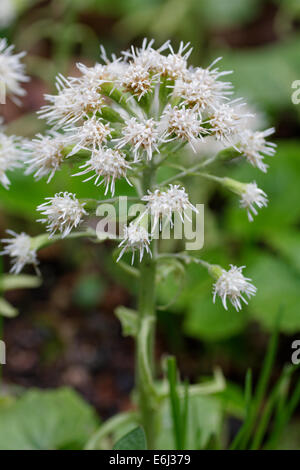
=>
[167,356,184,450]
[239,318,280,449]
[229,368,252,450]
[251,365,293,449]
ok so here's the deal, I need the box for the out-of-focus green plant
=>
[0,388,100,450]
[1,0,300,452]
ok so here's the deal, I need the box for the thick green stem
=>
[137,255,156,447]
[136,164,157,449]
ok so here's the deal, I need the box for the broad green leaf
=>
[267,230,300,275]
[246,253,300,333]
[224,140,300,239]
[183,283,247,341]
[113,426,147,450]
[0,388,99,450]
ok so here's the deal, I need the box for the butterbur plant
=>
[1,39,277,449]
[0,40,42,323]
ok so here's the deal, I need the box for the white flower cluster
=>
[75,148,132,195]
[0,38,29,103]
[24,40,274,217]
[2,40,277,312]
[37,192,87,238]
[0,119,25,189]
[240,182,268,222]
[115,117,160,161]
[117,184,196,262]
[0,230,39,274]
[118,223,151,264]
[142,184,197,231]
[162,105,208,152]
[213,265,256,312]
[238,127,276,173]
[24,132,66,183]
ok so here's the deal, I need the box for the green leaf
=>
[224,140,300,239]
[267,230,300,274]
[184,286,247,341]
[0,298,18,318]
[0,388,100,450]
[115,306,138,337]
[246,253,300,333]
[113,427,147,450]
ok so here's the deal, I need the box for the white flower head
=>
[39,74,105,128]
[66,116,112,155]
[209,100,251,146]
[173,57,233,112]
[162,105,208,151]
[122,38,168,72]
[37,192,87,238]
[25,132,66,182]
[75,148,132,195]
[157,42,192,80]
[120,63,153,100]
[240,182,268,222]
[0,38,29,103]
[76,62,112,90]
[191,57,233,95]
[100,45,129,77]
[142,184,197,231]
[117,223,151,264]
[238,127,276,173]
[213,264,256,312]
[116,117,160,161]
[173,78,216,113]
[0,126,25,189]
[1,230,39,274]
[122,40,190,81]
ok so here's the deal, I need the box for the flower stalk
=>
[136,164,157,448]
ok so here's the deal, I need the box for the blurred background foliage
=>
[1,0,300,449]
